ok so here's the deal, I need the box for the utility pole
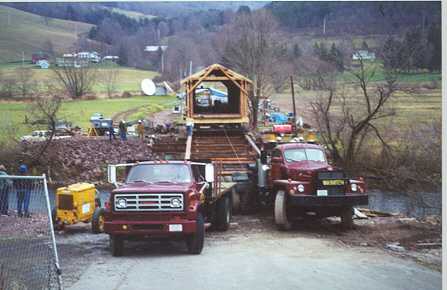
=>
[189,60,192,76]
[290,76,297,125]
[161,50,164,73]
[323,16,326,35]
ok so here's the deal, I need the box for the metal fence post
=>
[43,174,63,290]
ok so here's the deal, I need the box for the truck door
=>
[270,149,284,182]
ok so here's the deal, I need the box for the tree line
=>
[382,24,441,72]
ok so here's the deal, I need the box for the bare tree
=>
[220,9,283,128]
[310,58,397,172]
[52,62,97,99]
[27,93,62,160]
[100,64,120,97]
[15,67,35,98]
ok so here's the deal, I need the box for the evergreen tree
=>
[361,40,369,51]
[427,24,441,71]
[293,43,302,58]
[382,37,402,71]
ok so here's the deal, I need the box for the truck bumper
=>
[288,194,368,207]
[104,218,197,237]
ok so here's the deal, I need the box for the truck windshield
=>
[126,164,192,183]
[283,148,326,163]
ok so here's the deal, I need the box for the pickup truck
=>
[256,142,368,230]
[104,160,234,256]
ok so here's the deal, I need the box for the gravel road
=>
[60,214,441,290]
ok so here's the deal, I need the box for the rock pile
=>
[23,137,154,186]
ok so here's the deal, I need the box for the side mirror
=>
[108,165,117,185]
[205,164,214,183]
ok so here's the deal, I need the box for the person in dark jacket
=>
[0,164,11,216]
[15,164,31,218]
[108,121,116,141]
[119,120,127,141]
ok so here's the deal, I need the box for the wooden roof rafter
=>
[181,64,252,97]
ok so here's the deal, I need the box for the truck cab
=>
[261,142,368,230]
[105,160,232,256]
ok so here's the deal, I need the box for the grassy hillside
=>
[0,63,158,93]
[0,5,93,62]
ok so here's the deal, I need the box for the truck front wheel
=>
[186,213,205,255]
[110,235,124,257]
[215,194,231,231]
[341,207,354,229]
[92,208,105,234]
[274,190,292,231]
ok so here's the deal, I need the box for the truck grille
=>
[316,171,346,196]
[114,193,184,211]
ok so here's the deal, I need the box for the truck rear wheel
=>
[341,207,354,229]
[186,213,205,255]
[215,194,231,231]
[92,208,105,234]
[274,190,292,231]
[231,187,241,213]
[110,235,124,257]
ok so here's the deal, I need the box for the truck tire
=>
[110,235,124,257]
[186,213,205,255]
[274,190,292,231]
[231,187,241,214]
[52,207,64,231]
[51,207,57,225]
[92,208,105,234]
[215,195,231,231]
[341,207,354,229]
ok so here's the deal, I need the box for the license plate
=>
[168,224,183,232]
[317,190,328,197]
[322,179,344,186]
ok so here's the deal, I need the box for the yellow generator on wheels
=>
[52,183,105,233]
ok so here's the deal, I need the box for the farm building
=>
[352,50,376,60]
[31,52,48,64]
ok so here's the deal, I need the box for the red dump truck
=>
[255,142,368,230]
[104,160,236,256]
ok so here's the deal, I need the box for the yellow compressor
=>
[52,183,105,233]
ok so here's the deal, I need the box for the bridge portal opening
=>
[193,81,240,115]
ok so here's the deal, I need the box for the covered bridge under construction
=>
[153,64,259,210]
[182,63,252,126]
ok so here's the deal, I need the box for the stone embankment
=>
[19,137,153,186]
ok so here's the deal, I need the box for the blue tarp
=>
[270,112,288,124]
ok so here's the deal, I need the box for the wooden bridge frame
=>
[181,64,253,125]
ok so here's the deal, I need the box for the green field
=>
[0,95,177,142]
[0,5,93,62]
[0,63,158,93]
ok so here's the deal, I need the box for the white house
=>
[352,50,376,61]
[144,45,168,52]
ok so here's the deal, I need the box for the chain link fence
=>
[0,175,62,290]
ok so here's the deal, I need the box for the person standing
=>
[0,164,11,216]
[136,120,145,140]
[108,120,116,142]
[15,164,31,218]
[119,120,127,141]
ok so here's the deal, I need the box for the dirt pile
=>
[22,137,153,185]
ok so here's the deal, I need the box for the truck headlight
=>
[170,197,182,208]
[297,184,305,193]
[116,198,127,209]
[351,183,358,192]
